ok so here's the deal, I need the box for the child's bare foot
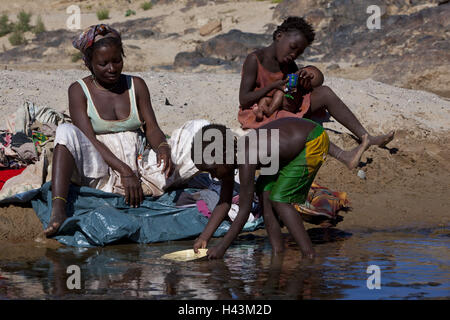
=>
[368,131,395,148]
[253,106,264,122]
[338,134,370,169]
[44,202,67,237]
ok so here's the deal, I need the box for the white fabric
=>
[54,119,210,197]
[227,203,256,223]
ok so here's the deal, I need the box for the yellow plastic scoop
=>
[161,248,208,262]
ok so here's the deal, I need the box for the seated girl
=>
[238,17,394,169]
[44,24,174,237]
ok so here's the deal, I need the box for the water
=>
[0,227,449,300]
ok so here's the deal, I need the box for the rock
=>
[173,29,271,71]
[127,29,155,40]
[263,23,277,34]
[173,51,231,69]
[199,20,222,37]
[357,170,366,180]
[273,0,325,20]
[184,28,197,35]
[327,63,340,71]
[196,29,272,61]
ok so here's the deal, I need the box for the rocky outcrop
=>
[174,29,272,71]
[0,17,167,64]
[270,0,450,95]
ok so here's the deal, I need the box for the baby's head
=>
[302,65,324,88]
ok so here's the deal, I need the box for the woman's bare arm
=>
[133,76,174,177]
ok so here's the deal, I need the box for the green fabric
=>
[256,124,326,204]
[306,122,324,142]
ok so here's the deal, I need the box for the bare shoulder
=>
[130,74,143,83]
[68,80,82,95]
[68,81,87,105]
[130,75,147,88]
[244,50,259,65]
[130,75,150,96]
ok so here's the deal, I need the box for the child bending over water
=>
[191,118,367,259]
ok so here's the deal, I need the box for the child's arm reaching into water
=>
[206,164,257,259]
[193,176,234,252]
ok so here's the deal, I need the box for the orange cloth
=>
[238,54,311,129]
[293,182,350,224]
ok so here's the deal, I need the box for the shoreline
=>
[0,69,449,245]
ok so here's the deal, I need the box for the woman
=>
[44,25,174,237]
[238,16,394,169]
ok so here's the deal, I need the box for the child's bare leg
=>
[261,191,284,254]
[254,98,270,121]
[264,90,284,117]
[329,134,370,169]
[271,201,315,259]
[310,86,394,147]
[44,144,75,237]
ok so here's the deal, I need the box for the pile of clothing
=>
[0,101,69,197]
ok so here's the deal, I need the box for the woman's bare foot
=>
[44,201,67,237]
[338,134,370,169]
[368,131,395,148]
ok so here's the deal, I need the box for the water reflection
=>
[0,227,448,299]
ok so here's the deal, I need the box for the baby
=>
[254,66,324,121]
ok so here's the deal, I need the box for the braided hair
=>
[273,16,315,44]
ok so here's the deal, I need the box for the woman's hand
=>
[157,144,174,178]
[193,236,209,253]
[120,170,144,208]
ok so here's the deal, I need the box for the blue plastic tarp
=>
[29,182,263,247]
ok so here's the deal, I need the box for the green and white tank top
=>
[77,75,142,134]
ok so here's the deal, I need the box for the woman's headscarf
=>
[72,24,121,65]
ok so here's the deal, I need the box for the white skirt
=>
[54,119,210,197]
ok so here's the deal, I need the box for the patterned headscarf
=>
[72,24,121,65]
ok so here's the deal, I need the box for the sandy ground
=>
[0,68,449,244]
